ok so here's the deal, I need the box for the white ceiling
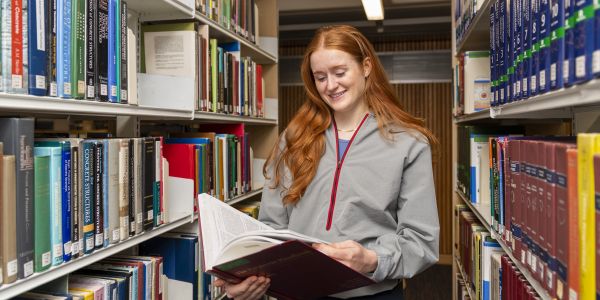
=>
[279,0,450,12]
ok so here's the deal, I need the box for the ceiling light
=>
[361,0,384,20]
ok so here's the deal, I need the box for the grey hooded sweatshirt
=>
[258,113,440,298]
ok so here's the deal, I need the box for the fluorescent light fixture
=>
[361,0,384,20]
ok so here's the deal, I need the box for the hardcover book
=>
[28,0,48,96]
[33,155,51,273]
[197,193,376,299]
[1,155,17,284]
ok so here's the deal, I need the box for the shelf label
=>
[24,261,33,277]
[86,236,95,251]
[7,259,17,276]
[95,233,104,246]
[113,229,120,241]
[42,251,51,267]
[50,82,58,96]
[53,243,63,258]
[64,241,72,255]
[87,85,95,98]
[35,75,46,89]
[72,241,79,256]
[576,55,586,78]
[148,210,154,220]
[64,82,72,96]
[78,80,85,95]
[11,75,22,89]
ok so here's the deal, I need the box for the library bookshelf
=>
[0,0,278,299]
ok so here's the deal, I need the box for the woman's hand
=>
[313,240,378,274]
[213,276,270,300]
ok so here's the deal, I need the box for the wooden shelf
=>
[456,0,493,53]
[0,213,195,299]
[454,256,476,300]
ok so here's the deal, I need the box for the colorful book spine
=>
[94,141,104,249]
[33,155,51,273]
[142,138,155,231]
[81,141,95,254]
[107,0,117,103]
[573,0,593,83]
[85,0,97,99]
[531,0,541,96]
[522,0,531,99]
[119,1,127,104]
[27,0,48,96]
[1,0,12,92]
[70,145,80,258]
[550,0,565,90]
[97,0,109,101]
[594,0,600,76]
[11,0,28,94]
[564,0,576,86]
[60,142,72,262]
[71,0,85,99]
[57,0,72,98]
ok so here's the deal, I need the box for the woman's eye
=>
[335,72,345,77]
[316,77,326,82]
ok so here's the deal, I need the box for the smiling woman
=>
[215,25,441,300]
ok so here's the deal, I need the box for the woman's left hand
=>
[313,240,378,274]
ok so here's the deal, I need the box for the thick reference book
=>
[197,193,375,300]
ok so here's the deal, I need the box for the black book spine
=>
[142,138,154,231]
[71,146,80,258]
[47,0,57,96]
[128,138,135,236]
[86,0,97,100]
[94,142,104,249]
[97,0,109,101]
[119,1,127,104]
[0,118,35,279]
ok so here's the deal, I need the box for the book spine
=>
[128,139,135,236]
[61,142,72,262]
[45,148,63,267]
[118,139,129,241]
[1,0,12,92]
[70,146,80,258]
[102,140,110,247]
[564,0,576,86]
[57,0,72,98]
[108,141,120,244]
[566,148,580,299]
[47,0,57,96]
[555,145,570,300]
[539,0,552,93]
[135,138,142,234]
[28,0,48,96]
[523,0,531,99]
[82,142,95,254]
[107,0,117,102]
[85,0,97,99]
[142,138,155,230]
[574,0,594,84]
[119,0,127,104]
[11,0,25,93]
[153,138,161,226]
[94,141,104,249]
[97,0,109,101]
[531,0,540,96]
[71,0,85,98]
[593,0,600,76]
[33,155,51,273]
[550,0,565,89]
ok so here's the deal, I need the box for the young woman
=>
[215,25,440,300]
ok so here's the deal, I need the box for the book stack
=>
[196,0,260,44]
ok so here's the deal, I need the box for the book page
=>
[144,31,196,77]
[198,193,272,270]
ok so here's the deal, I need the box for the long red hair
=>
[265,25,437,205]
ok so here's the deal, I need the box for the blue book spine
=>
[574,0,594,83]
[103,140,109,247]
[491,2,497,107]
[523,0,532,99]
[550,0,566,89]
[60,142,72,262]
[499,0,507,104]
[34,147,63,266]
[532,0,541,96]
[564,0,576,85]
[508,0,516,102]
[593,0,600,76]
[539,0,552,93]
[27,0,48,96]
[57,0,72,98]
[82,141,95,254]
[516,0,523,101]
[107,0,117,102]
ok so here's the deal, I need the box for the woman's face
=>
[309,48,371,115]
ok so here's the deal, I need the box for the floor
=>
[404,264,452,300]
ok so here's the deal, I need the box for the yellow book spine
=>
[69,288,94,300]
[577,133,599,300]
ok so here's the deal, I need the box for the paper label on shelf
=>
[522,78,528,93]
[564,60,570,81]
[64,82,71,95]
[569,288,578,300]
[593,50,600,73]
[78,80,85,95]
[35,75,46,89]
[531,255,538,272]
[576,55,586,78]
[11,75,22,89]
[540,70,546,88]
[111,85,117,97]
[148,210,154,220]
[547,269,553,288]
[86,236,94,251]
[121,89,127,100]
[101,84,108,96]
[131,221,136,232]
[24,261,33,277]
[511,238,515,250]
[64,241,72,255]
[87,85,95,98]
[72,241,79,256]
[7,260,17,276]
[113,229,120,241]
[42,251,51,267]
[551,63,557,81]
[95,233,104,246]
[53,243,63,258]
[50,82,57,96]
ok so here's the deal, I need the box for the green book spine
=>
[71,0,86,99]
[33,155,52,273]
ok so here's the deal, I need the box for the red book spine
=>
[524,140,535,270]
[513,140,523,256]
[535,141,546,283]
[554,143,570,300]
[505,138,513,243]
[11,0,23,89]
[519,140,529,265]
[545,142,558,297]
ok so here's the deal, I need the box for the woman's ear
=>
[363,57,372,78]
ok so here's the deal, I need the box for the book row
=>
[488,0,600,106]
[457,206,543,300]
[141,22,265,117]
[1,0,131,102]
[454,0,489,45]
[457,127,600,299]
[196,0,260,45]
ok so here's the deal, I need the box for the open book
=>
[197,193,375,300]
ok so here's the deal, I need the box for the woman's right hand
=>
[214,276,270,300]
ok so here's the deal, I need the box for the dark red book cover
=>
[512,140,523,257]
[504,138,513,244]
[566,148,580,300]
[544,142,557,296]
[535,141,546,283]
[523,140,534,270]
[593,155,600,299]
[555,143,572,299]
[208,240,375,300]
